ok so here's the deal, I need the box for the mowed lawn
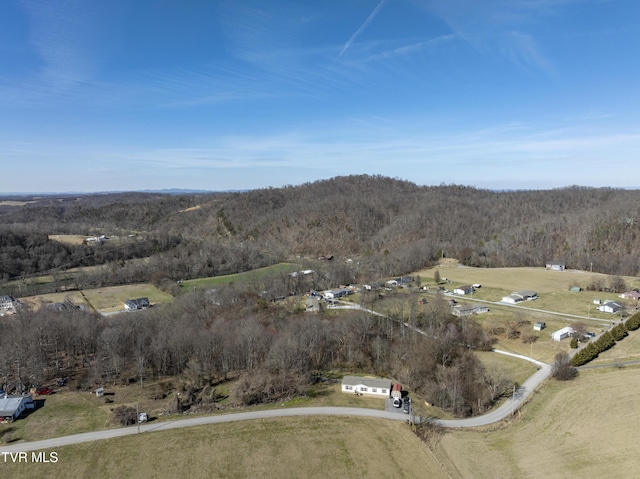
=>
[435,365,640,479]
[21,284,174,313]
[1,417,449,479]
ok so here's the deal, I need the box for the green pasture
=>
[180,262,298,290]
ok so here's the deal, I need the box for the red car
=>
[35,387,53,395]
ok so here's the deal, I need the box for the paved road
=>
[0,302,558,453]
[0,407,413,453]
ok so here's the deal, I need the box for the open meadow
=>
[0,416,448,479]
[434,364,640,478]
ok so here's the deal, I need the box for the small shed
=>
[391,383,402,399]
[533,322,546,331]
[96,387,105,397]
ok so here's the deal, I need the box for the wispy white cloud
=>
[338,0,387,58]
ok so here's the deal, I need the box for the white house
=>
[453,285,475,295]
[546,262,566,271]
[552,327,575,341]
[502,290,538,304]
[341,376,392,398]
[323,288,350,300]
[598,301,624,314]
[501,295,521,304]
[0,295,18,313]
[0,395,35,422]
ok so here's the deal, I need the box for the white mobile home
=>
[552,327,575,341]
[341,376,392,398]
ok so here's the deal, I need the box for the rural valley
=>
[1,176,640,478]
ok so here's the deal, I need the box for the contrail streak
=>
[338,0,387,58]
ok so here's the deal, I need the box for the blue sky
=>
[1,0,639,193]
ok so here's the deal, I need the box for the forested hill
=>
[163,175,640,276]
[1,175,640,283]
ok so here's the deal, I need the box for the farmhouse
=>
[0,394,35,422]
[598,301,624,314]
[546,262,566,271]
[453,285,475,295]
[341,376,392,397]
[552,326,575,341]
[124,298,150,310]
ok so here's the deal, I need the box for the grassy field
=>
[180,263,298,290]
[434,365,640,478]
[5,363,640,478]
[417,260,640,294]
[0,417,449,479]
[47,234,88,246]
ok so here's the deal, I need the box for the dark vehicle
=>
[35,387,53,395]
[403,397,411,414]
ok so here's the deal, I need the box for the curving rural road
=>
[1,358,553,454]
[1,302,559,454]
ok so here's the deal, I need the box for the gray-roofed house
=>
[0,394,35,422]
[598,301,624,314]
[341,376,392,398]
[124,298,150,311]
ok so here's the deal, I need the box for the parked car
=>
[392,397,402,408]
[35,387,53,395]
[403,397,411,414]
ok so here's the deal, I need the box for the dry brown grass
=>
[47,234,88,245]
[435,365,640,478]
[0,417,450,479]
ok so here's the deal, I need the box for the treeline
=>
[0,286,508,418]
[2,176,640,289]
